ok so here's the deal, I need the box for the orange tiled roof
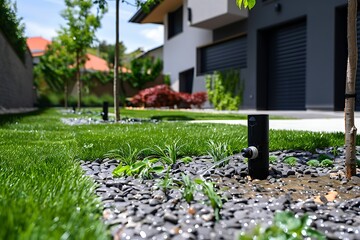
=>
[26,37,51,57]
[26,37,114,72]
[85,53,110,72]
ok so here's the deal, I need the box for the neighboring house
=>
[26,37,51,65]
[130,0,354,111]
[137,45,163,61]
[0,31,34,109]
[27,37,110,72]
[27,36,111,96]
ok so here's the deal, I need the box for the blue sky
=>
[16,0,164,53]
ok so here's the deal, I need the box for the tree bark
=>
[114,0,120,121]
[64,80,68,109]
[76,51,82,110]
[345,0,358,179]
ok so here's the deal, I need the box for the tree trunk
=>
[114,0,120,121]
[345,0,358,179]
[64,80,68,109]
[76,51,82,110]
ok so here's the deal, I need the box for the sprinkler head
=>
[241,146,259,159]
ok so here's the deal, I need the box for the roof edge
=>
[129,2,161,23]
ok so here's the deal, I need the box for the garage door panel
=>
[268,21,307,110]
[200,36,247,74]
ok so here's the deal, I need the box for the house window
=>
[168,6,183,39]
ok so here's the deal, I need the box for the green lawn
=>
[0,108,350,239]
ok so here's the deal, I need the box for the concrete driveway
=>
[189,110,360,133]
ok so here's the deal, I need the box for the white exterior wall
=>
[163,0,212,92]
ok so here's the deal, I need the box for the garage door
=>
[199,36,247,74]
[268,21,307,110]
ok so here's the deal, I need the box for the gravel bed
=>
[81,148,360,240]
[61,117,159,125]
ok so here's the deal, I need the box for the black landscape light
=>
[241,115,269,180]
[101,101,109,121]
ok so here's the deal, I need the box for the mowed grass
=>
[0,108,350,239]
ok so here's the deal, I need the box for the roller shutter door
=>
[200,36,247,74]
[268,21,307,110]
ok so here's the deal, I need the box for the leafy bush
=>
[37,93,113,107]
[125,57,163,90]
[205,69,244,110]
[0,0,26,61]
[131,84,207,108]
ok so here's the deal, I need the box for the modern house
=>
[0,31,34,109]
[130,0,353,111]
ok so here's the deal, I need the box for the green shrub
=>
[205,70,244,110]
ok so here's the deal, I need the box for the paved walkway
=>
[189,110,360,133]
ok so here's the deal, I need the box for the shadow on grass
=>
[0,108,46,126]
[150,115,195,121]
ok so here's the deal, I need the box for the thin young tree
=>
[345,0,357,179]
[61,0,106,110]
[94,0,160,121]
[34,38,75,108]
[114,0,120,121]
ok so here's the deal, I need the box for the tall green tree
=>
[34,38,75,108]
[126,57,163,90]
[60,0,106,110]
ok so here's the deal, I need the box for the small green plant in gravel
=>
[157,167,174,195]
[149,140,183,165]
[330,146,340,157]
[180,156,193,164]
[320,159,333,167]
[357,159,360,168]
[307,159,320,167]
[113,158,164,179]
[195,179,223,221]
[238,211,326,240]
[283,156,298,166]
[207,140,233,167]
[104,143,143,165]
[269,155,277,164]
[180,174,197,203]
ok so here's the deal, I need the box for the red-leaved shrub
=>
[130,85,207,108]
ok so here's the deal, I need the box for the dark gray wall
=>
[213,19,247,42]
[0,31,34,108]
[245,0,347,110]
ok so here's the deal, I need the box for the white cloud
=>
[25,21,58,40]
[140,26,164,45]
